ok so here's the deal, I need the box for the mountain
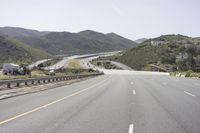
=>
[0,34,51,65]
[115,34,200,72]
[0,27,47,37]
[0,27,137,55]
[106,32,139,48]
[135,38,147,43]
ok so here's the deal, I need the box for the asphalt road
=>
[45,51,121,70]
[28,59,52,69]
[111,61,133,70]
[0,72,200,133]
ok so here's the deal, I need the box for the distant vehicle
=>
[3,63,20,75]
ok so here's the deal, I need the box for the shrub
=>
[185,70,193,77]
[189,72,200,78]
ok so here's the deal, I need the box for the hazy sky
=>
[0,0,199,40]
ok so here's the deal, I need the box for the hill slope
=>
[115,34,200,72]
[135,38,148,43]
[106,32,139,48]
[0,27,137,55]
[0,27,47,37]
[0,34,51,64]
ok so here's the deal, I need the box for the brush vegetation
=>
[0,35,51,66]
[113,35,200,73]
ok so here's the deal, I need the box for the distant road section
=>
[44,57,70,70]
[44,51,121,70]
[28,59,51,69]
[102,69,169,75]
[110,61,133,70]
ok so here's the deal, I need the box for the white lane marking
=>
[129,124,134,133]
[162,82,167,85]
[184,91,195,97]
[132,90,136,95]
[130,82,134,85]
[0,76,110,125]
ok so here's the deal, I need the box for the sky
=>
[0,0,200,40]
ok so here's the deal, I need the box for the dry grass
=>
[0,70,47,80]
[67,59,82,69]
[31,70,47,77]
[0,74,30,80]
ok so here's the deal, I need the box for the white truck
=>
[2,63,20,75]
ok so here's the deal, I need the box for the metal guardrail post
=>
[17,82,20,87]
[7,83,11,88]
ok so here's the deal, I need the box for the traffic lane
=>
[131,75,200,133]
[0,75,131,133]
[0,75,109,123]
[54,75,132,133]
[57,74,193,133]
[159,75,200,97]
[144,75,200,99]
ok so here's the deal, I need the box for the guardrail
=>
[0,73,103,88]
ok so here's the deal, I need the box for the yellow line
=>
[0,76,110,125]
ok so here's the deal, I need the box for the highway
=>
[44,51,121,70]
[28,59,52,69]
[0,71,200,133]
[110,61,133,70]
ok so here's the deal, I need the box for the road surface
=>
[28,59,52,69]
[44,57,70,70]
[0,70,200,133]
[111,61,133,70]
[44,51,121,70]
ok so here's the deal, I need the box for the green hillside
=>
[115,34,200,72]
[0,27,137,55]
[0,35,51,65]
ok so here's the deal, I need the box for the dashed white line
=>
[132,90,136,95]
[184,91,195,97]
[130,82,134,85]
[129,124,134,133]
